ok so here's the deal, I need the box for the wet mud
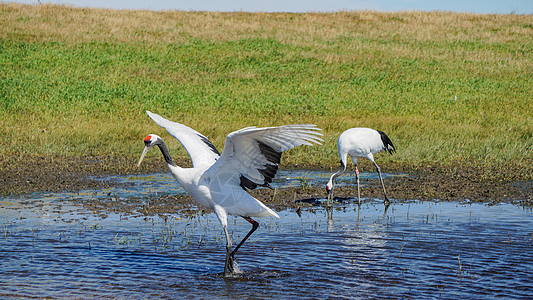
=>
[1,154,531,216]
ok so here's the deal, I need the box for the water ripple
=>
[1,173,532,298]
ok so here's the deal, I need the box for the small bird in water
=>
[137,111,322,276]
[326,128,395,206]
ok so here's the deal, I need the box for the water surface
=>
[1,171,531,299]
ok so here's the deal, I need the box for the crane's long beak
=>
[137,146,150,167]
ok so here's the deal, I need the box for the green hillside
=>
[1,3,531,178]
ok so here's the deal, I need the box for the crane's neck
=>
[328,161,346,187]
[153,137,197,193]
[156,140,177,168]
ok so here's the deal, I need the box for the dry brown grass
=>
[2,3,531,45]
[2,3,531,75]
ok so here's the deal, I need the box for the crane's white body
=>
[337,128,387,167]
[167,163,278,226]
[138,111,322,275]
[326,127,395,205]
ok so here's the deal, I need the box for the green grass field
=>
[1,3,532,177]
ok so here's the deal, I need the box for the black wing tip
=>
[239,140,283,191]
[240,175,258,190]
[257,140,281,182]
[197,134,220,156]
[257,140,282,164]
[239,175,273,190]
[377,130,396,155]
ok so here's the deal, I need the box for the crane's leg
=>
[373,162,390,204]
[351,157,361,205]
[231,216,259,258]
[223,225,234,276]
[355,166,361,205]
[223,217,259,276]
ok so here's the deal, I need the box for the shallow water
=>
[92,169,406,199]
[1,170,532,299]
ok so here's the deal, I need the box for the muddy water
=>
[1,171,532,299]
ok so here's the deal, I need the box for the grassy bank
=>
[1,3,532,179]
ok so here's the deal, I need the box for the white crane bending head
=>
[326,128,395,206]
[137,111,323,276]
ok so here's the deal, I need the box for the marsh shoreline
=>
[1,155,530,213]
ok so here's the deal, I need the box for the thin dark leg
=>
[374,163,390,204]
[223,217,259,276]
[383,201,391,216]
[231,216,259,257]
[223,225,234,276]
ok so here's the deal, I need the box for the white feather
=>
[146,111,220,168]
[141,111,323,224]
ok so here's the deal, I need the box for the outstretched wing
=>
[146,111,220,168]
[206,124,322,190]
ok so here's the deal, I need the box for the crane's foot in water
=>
[226,255,235,273]
[384,198,391,206]
[223,254,243,277]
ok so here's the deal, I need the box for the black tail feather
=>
[377,130,396,154]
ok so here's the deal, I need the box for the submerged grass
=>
[1,3,532,178]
